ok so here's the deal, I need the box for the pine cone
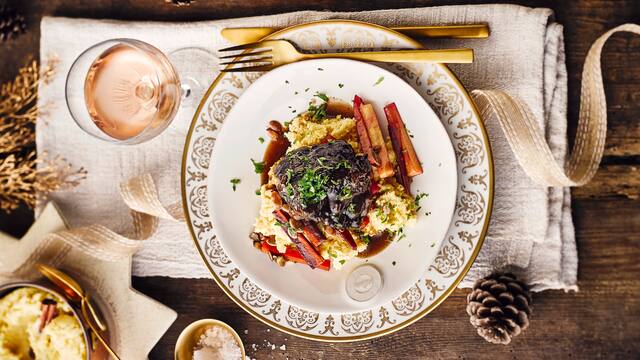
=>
[0,4,26,42]
[466,273,532,345]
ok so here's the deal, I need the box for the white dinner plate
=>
[207,58,457,313]
[182,19,493,341]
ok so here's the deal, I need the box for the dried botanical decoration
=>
[0,57,85,214]
[0,59,56,153]
[0,152,86,213]
[165,0,193,6]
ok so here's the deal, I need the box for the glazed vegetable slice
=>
[353,95,380,167]
[384,103,423,177]
[302,222,326,248]
[260,240,330,271]
[337,229,358,250]
[359,103,395,178]
[388,119,412,192]
[293,233,327,269]
[284,247,330,271]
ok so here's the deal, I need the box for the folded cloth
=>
[37,4,577,291]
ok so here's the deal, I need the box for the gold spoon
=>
[37,264,120,360]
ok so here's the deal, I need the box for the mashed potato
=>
[317,229,368,269]
[285,114,360,151]
[253,184,293,253]
[0,287,86,360]
[363,180,417,236]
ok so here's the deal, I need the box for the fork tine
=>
[218,40,274,52]
[218,49,272,59]
[221,64,275,72]
[219,56,273,66]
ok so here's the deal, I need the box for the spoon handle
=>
[82,299,121,360]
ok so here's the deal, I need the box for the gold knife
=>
[222,24,489,44]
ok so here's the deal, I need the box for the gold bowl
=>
[174,319,245,360]
[0,282,109,360]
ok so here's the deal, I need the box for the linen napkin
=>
[36,4,577,291]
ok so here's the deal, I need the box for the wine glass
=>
[65,39,216,144]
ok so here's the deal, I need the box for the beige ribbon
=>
[2,24,637,271]
[472,24,639,187]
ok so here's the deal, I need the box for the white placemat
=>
[36,4,577,291]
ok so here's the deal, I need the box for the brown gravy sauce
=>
[357,231,390,258]
[261,136,289,184]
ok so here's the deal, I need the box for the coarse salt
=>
[192,325,242,360]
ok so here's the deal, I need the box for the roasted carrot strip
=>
[302,222,326,248]
[293,233,326,269]
[337,229,358,250]
[388,120,412,193]
[284,247,330,271]
[384,103,423,177]
[353,95,380,167]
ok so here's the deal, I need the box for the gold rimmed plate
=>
[181,19,494,341]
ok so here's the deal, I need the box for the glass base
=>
[168,47,218,108]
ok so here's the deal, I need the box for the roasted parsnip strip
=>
[384,103,423,177]
[353,95,380,167]
[360,103,395,178]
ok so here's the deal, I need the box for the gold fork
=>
[218,39,473,72]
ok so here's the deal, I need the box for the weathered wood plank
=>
[572,164,640,199]
[134,197,640,359]
[1,1,639,359]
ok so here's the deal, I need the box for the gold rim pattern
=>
[181,19,494,342]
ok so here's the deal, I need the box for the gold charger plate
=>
[181,19,493,341]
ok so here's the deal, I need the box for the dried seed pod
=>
[466,273,532,345]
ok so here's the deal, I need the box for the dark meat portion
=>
[273,140,372,229]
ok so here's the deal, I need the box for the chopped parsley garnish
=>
[361,235,371,245]
[328,250,338,258]
[394,228,406,242]
[283,120,291,127]
[414,192,429,212]
[307,102,327,120]
[251,159,264,174]
[339,186,353,200]
[258,136,265,143]
[255,188,261,195]
[373,76,384,86]
[230,178,241,191]
[339,260,346,265]
[296,169,329,205]
[347,203,356,213]
[336,159,351,169]
[338,83,344,88]
[314,92,329,102]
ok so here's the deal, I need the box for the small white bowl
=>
[174,319,245,360]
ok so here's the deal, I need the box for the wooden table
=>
[1,1,638,358]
